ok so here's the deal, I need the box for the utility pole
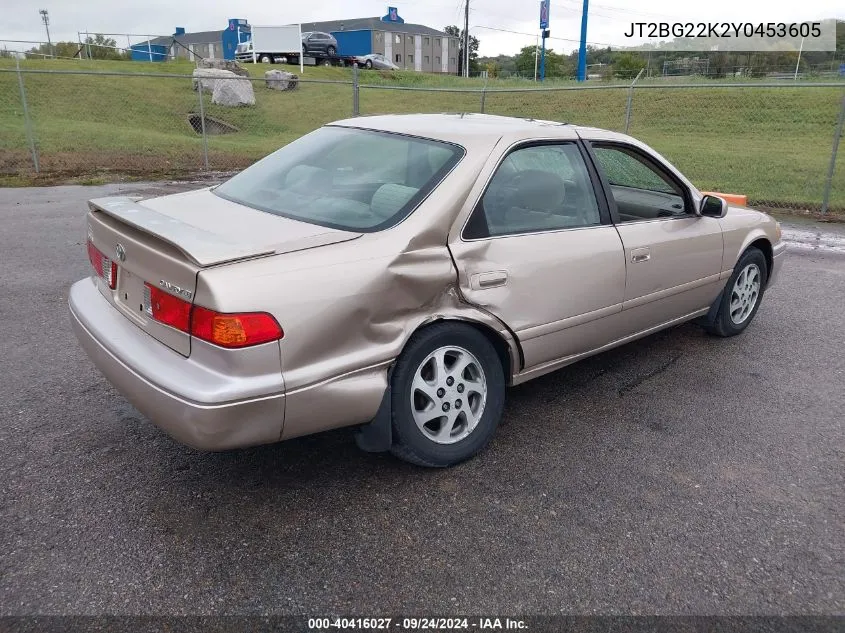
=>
[538,0,549,81]
[463,0,470,77]
[577,0,589,81]
[39,9,54,58]
[794,37,804,81]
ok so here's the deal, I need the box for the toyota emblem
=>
[115,243,126,262]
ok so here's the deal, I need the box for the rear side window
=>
[213,127,463,232]
[464,143,601,239]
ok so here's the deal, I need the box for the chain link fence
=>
[2,63,843,212]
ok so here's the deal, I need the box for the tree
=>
[82,34,129,60]
[26,41,82,59]
[614,52,646,79]
[513,45,570,79]
[444,25,480,75]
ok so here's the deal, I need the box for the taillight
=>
[143,282,283,348]
[191,305,283,348]
[87,240,117,289]
[144,283,191,332]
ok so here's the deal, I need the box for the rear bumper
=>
[68,278,285,451]
[768,240,787,288]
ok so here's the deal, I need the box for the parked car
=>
[70,114,785,467]
[301,31,338,57]
[355,53,399,70]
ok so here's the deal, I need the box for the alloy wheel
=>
[410,346,487,444]
[729,263,761,324]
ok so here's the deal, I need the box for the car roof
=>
[329,113,608,145]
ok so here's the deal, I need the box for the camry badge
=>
[115,243,127,262]
[159,279,193,300]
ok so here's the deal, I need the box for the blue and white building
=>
[132,7,458,73]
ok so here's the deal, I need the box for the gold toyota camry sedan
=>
[69,114,785,466]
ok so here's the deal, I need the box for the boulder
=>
[211,76,256,107]
[265,69,299,91]
[197,58,250,77]
[192,68,237,93]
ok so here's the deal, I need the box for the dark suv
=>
[301,31,338,57]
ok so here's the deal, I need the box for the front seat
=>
[501,169,567,233]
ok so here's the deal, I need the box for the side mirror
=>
[700,194,728,218]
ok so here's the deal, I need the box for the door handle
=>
[631,248,651,263]
[471,271,508,290]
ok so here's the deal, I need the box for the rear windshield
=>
[213,126,464,232]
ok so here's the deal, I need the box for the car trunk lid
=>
[86,190,361,356]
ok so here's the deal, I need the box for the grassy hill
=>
[1,58,843,209]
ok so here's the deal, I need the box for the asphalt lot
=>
[1,183,843,617]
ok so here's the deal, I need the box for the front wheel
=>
[259,55,272,64]
[327,45,337,57]
[390,323,506,467]
[704,247,768,337]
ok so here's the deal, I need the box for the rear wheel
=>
[704,247,768,337]
[365,59,373,69]
[390,323,505,467]
[327,45,337,57]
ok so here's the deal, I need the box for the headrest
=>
[510,170,565,211]
[285,165,327,192]
[371,184,419,219]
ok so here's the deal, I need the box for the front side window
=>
[214,127,463,232]
[464,143,602,239]
[591,145,688,221]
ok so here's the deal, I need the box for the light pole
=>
[39,9,54,58]
[577,0,589,81]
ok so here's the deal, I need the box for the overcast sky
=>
[4,0,843,57]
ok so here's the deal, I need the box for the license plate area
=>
[117,270,150,321]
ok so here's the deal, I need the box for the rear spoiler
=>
[88,197,276,267]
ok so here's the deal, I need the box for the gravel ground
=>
[0,184,843,618]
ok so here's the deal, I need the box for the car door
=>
[449,141,627,375]
[586,141,724,332]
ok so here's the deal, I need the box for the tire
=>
[704,247,768,337]
[260,55,272,64]
[390,323,506,467]
[323,59,332,67]
[327,45,337,57]
[365,59,373,69]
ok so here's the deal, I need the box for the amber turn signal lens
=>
[191,305,283,348]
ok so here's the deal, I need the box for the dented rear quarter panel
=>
[195,132,520,439]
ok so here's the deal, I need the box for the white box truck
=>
[235,25,303,70]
